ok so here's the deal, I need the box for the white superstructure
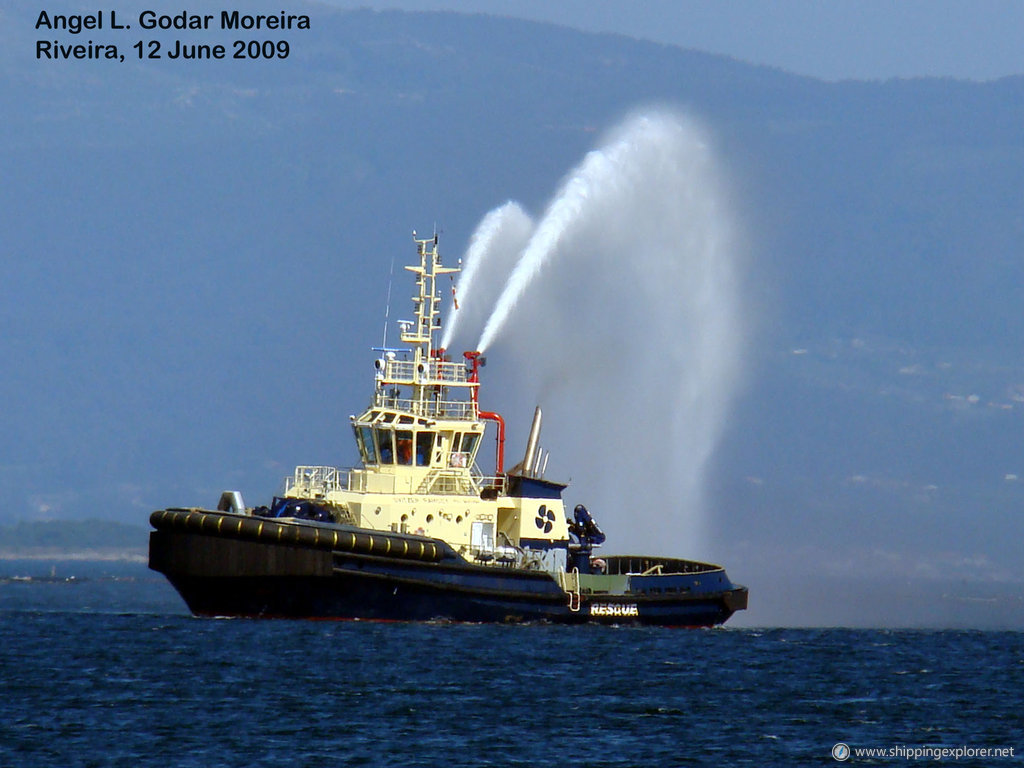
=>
[280,234,569,570]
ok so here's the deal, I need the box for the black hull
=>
[149,510,747,627]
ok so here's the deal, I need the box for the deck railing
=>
[383,359,470,385]
[285,464,502,498]
[284,466,345,497]
[601,556,721,576]
[371,393,477,420]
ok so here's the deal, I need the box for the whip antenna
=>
[381,253,396,349]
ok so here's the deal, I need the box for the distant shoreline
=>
[0,549,146,563]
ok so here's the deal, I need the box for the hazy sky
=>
[321,0,1024,81]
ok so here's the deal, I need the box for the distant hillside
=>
[0,521,148,559]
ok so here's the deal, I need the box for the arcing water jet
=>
[440,201,533,351]
[461,110,743,554]
[476,121,657,353]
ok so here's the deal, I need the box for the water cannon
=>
[567,504,606,574]
[572,504,606,546]
[464,350,486,381]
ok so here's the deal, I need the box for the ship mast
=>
[372,234,477,419]
[402,233,455,373]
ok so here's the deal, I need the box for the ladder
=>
[562,567,581,613]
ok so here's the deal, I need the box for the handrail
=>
[382,359,471,385]
[371,393,478,420]
[559,568,581,612]
[284,464,504,498]
[284,466,345,496]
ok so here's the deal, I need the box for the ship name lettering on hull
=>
[589,604,639,617]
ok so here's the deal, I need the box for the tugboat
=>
[149,233,748,625]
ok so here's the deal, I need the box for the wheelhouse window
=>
[415,431,434,467]
[396,430,414,465]
[448,432,480,468]
[376,428,394,464]
[355,425,378,464]
[461,432,480,461]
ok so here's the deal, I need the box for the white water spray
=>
[464,110,744,554]
[441,201,533,350]
[476,124,653,353]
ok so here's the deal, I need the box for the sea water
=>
[1,561,1022,767]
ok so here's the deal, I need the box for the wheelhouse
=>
[351,409,484,471]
